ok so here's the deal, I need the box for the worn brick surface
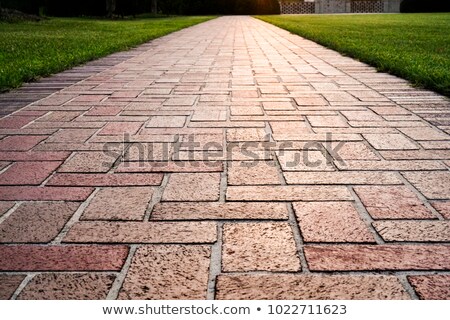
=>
[0,186,93,201]
[284,171,401,185]
[162,173,220,201]
[293,202,375,243]
[408,275,450,300]
[1,16,450,300]
[82,187,153,220]
[222,223,300,272]
[0,245,128,271]
[228,161,280,185]
[0,202,79,243]
[151,202,288,220]
[18,273,115,300]
[373,221,450,242]
[0,161,61,185]
[305,245,450,271]
[0,136,47,151]
[216,275,409,300]
[64,221,217,243]
[364,133,419,150]
[119,245,210,299]
[354,186,434,219]
[0,275,25,299]
[59,152,118,173]
[47,173,163,186]
[402,171,450,200]
[227,186,352,201]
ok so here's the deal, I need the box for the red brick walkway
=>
[1,16,450,300]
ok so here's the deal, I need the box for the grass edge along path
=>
[0,16,216,91]
[256,14,450,97]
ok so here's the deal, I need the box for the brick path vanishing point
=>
[1,16,450,300]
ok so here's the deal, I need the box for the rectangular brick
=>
[0,186,93,201]
[273,133,362,141]
[0,136,47,151]
[117,161,223,173]
[341,110,383,121]
[82,187,153,220]
[64,221,217,243]
[227,186,352,201]
[0,202,79,243]
[0,151,70,161]
[216,274,409,300]
[373,221,450,242]
[0,161,61,185]
[98,122,143,135]
[163,96,197,106]
[59,152,118,173]
[151,202,288,220]
[400,127,449,141]
[327,141,379,160]
[228,161,280,185]
[0,245,128,271]
[354,186,434,219]
[402,171,450,200]
[191,110,227,121]
[269,121,309,135]
[283,171,401,185]
[336,160,446,171]
[308,115,348,127]
[47,173,163,186]
[18,273,115,300]
[226,128,267,142]
[0,116,37,129]
[85,106,123,116]
[305,245,450,271]
[364,133,418,150]
[119,245,210,299]
[379,150,450,160]
[230,106,263,116]
[46,129,97,143]
[277,150,334,171]
[262,101,295,110]
[293,202,375,243]
[36,94,76,106]
[162,173,220,201]
[147,116,186,128]
[222,223,300,272]
[38,111,81,122]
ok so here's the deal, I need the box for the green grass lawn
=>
[257,13,450,96]
[0,16,214,91]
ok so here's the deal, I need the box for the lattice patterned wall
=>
[280,2,315,14]
[351,1,384,13]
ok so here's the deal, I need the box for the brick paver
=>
[0,16,449,300]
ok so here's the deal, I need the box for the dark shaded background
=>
[0,0,449,16]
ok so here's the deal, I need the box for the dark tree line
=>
[0,0,281,16]
[400,0,450,13]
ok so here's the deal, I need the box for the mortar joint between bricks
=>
[396,171,446,221]
[106,244,138,300]
[51,188,99,244]
[348,186,385,245]
[286,202,310,273]
[10,274,36,300]
[144,174,170,222]
[397,274,419,300]
[206,222,224,300]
